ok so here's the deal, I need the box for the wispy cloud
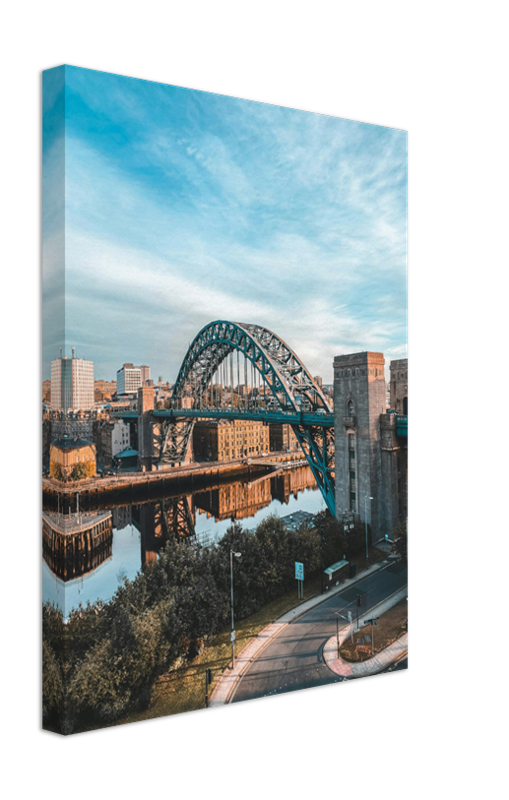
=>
[43,66,407,382]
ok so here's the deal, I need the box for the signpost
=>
[205,668,213,708]
[363,616,380,655]
[295,561,304,599]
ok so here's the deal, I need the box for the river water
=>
[42,466,324,616]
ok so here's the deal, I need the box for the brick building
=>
[193,419,270,461]
[269,423,300,453]
[94,380,117,403]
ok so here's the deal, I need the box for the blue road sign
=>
[295,561,304,581]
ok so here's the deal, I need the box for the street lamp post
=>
[230,550,241,668]
[365,495,374,567]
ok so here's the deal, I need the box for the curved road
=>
[231,560,408,703]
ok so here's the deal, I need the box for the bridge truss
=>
[156,321,336,515]
[154,496,196,542]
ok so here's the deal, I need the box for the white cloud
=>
[51,82,407,383]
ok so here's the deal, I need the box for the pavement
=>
[209,558,408,708]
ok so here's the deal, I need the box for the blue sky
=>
[43,66,407,383]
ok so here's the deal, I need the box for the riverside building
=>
[193,419,270,462]
[49,435,97,481]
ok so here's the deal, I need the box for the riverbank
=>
[43,451,305,511]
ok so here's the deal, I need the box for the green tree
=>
[314,510,347,568]
[216,523,264,617]
[66,602,107,664]
[68,640,121,723]
[392,519,407,562]
[253,515,293,600]
[42,641,64,724]
[293,523,321,574]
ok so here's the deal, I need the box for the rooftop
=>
[51,436,94,450]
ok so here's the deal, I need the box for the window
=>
[347,399,354,416]
[350,492,356,510]
[350,471,355,480]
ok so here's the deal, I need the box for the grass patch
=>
[339,597,407,662]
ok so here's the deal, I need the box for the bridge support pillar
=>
[137,387,155,471]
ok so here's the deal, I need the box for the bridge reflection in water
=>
[42,465,320,611]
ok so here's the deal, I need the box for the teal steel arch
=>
[166,320,336,515]
[172,320,331,413]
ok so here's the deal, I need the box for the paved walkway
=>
[209,555,400,706]
[324,628,408,678]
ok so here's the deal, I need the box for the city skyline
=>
[42,66,407,384]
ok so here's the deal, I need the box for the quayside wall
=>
[42,458,294,513]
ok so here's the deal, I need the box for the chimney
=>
[72,347,75,359]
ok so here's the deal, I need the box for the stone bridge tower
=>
[390,359,408,414]
[334,351,408,542]
[333,352,386,542]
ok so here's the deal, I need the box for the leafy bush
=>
[43,509,347,732]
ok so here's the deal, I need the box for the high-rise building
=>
[117,363,142,395]
[50,348,94,411]
[116,363,150,394]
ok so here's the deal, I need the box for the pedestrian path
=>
[324,628,408,678]
[209,555,399,706]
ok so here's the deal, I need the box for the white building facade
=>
[50,350,94,411]
[111,421,131,457]
[117,363,142,395]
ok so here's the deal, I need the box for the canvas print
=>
[42,66,408,735]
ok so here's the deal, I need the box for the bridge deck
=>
[395,414,408,437]
[149,408,334,427]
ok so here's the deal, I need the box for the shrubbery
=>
[43,511,369,733]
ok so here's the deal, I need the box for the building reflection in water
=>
[271,466,317,506]
[42,466,318,586]
[194,465,316,522]
[42,510,113,581]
